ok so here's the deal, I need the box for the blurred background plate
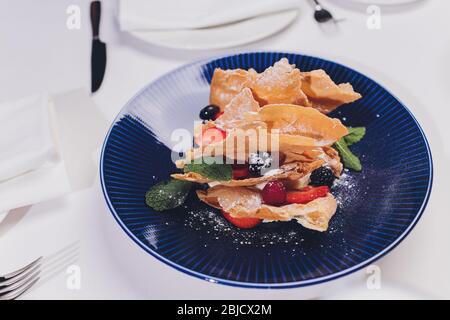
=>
[100,52,433,288]
[123,10,299,50]
[345,0,424,5]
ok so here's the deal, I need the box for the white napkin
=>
[0,94,55,181]
[119,0,300,31]
[0,93,71,213]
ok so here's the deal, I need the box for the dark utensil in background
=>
[312,0,335,23]
[90,1,106,93]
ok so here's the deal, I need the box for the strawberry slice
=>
[195,127,226,146]
[221,210,262,229]
[232,164,249,179]
[286,186,330,204]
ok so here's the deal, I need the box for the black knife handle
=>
[90,1,101,39]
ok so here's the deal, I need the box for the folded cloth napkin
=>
[118,0,300,31]
[0,93,55,181]
[0,93,71,213]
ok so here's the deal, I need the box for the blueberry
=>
[199,105,220,121]
[310,166,335,187]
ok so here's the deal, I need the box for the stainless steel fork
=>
[0,257,42,300]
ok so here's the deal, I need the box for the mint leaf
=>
[184,159,232,181]
[334,139,362,171]
[344,127,366,146]
[145,179,193,211]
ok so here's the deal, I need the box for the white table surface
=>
[1,0,449,299]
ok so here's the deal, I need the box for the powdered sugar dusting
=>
[164,171,361,257]
[255,58,295,89]
[182,205,309,255]
[333,170,359,209]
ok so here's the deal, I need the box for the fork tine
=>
[0,257,42,281]
[0,269,41,295]
[0,276,40,300]
[0,262,41,287]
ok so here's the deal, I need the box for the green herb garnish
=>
[184,158,232,181]
[333,126,366,172]
[145,179,193,211]
[334,139,362,171]
[344,127,366,146]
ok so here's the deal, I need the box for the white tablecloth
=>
[0,0,449,299]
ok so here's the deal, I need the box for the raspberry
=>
[261,181,286,206]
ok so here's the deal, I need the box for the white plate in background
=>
[344,0,424,5]
[123,9,299,50]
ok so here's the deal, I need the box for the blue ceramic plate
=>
[100,52,432,288]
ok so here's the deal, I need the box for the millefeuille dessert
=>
[145,58,366,232]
